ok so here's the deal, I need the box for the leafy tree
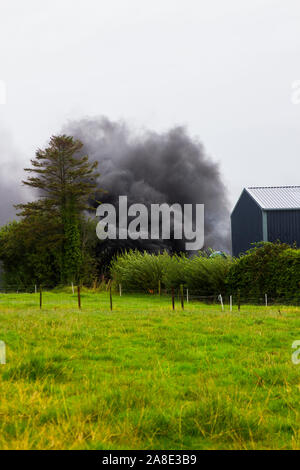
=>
[16,135,99,284]
[0,217,61,287]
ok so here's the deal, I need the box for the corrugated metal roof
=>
[246,186,300,210]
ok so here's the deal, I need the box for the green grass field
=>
[0,291,299,450]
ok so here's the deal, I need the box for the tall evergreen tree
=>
[16,135,99,284]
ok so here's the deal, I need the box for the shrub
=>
[184,255,232,295]
[110,250,232,295]
[110,251,171,292]
[161,254,187,290]
[226,242,300,302]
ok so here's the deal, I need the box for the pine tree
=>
[16,135,99,284]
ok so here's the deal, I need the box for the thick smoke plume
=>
[0,129,28,225]
[64,117,230,254]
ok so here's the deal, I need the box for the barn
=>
[231,186,300,257]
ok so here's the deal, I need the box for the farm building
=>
[231,186,300,257]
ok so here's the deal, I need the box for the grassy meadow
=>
[0,291,299,450]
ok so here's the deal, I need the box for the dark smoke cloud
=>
[0,128,28,225]
[0,117,230,261]
[64,116,231,254]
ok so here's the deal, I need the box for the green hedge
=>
[226,242,300,302]
[110,250,231,294]
[110,243,300,301]
[110,251,171,292]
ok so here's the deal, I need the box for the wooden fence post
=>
[77,285,81,310]
[110,286,113,311]
[171,287,175,311]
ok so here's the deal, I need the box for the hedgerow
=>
[110,243,300,301]
[226,242,300,301]
[110,250,231,294]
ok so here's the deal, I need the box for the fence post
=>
[230,295,232,312]
[110,286,113,311]
[218,294,224,311]
[39,287,42,309]
[180,284,184,310]
[237,289,241,311]
[171,287,175,311]
[119,284,122,297]
[77,285,81,310]
[265,293,268,307]
[186,288,189,303]
[35,284,37,294]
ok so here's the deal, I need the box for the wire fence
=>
[0,284,299,312]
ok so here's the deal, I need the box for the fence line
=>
[0,286,299,311]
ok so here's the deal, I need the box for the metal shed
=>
[231,186,300,257]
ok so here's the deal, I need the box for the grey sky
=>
[0,0,300,213]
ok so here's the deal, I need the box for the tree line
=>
[1,134,299,297]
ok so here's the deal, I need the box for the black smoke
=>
[64,116,230,258]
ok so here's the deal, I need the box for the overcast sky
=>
[1,0,300,211]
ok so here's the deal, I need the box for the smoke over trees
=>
[0,117,231,286]
[0,135,100,286]
[64,117,231,254]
